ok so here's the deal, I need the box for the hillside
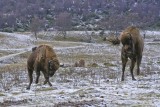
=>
[0,0,160,32]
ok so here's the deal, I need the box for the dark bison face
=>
[48,59,59,77]
[122,34,134,57]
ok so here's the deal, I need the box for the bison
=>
[26,45,60,89]
[120,26,144,81]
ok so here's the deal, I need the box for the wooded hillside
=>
[0,0,160,32]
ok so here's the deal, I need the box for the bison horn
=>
[32,47,37,52]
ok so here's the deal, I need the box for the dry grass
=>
[35,40,83,48]
[0,64,27,91]
[35,41,54,46]
[106,36,120,45]
[104,62,117,67]
[58,53,118,65]
[88,63,99,67]
[19,51,31,59]
[0,64,26,73]
[54,36,85,42]
[0,34,5,38]
[0,51,14,57]
[16,32,31,35]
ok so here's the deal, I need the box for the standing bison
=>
[120,26,144,81]
[26,45,60,89]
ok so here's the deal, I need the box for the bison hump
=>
[36,45,58,62]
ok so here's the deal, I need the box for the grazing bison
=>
[26,45,60,89]
[120,26,144,81]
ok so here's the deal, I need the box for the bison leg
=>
[121,56,128,81]
[43,79,52,86]
[130,58,136,80]
[35,70,40,84]
[42,71,52,86]
[43,78,52,86]
[34,62,40,84]
[136,55,142,75]
[26,68,33,90]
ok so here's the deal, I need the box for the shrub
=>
[74,59,85,67]
[2,27,14,33]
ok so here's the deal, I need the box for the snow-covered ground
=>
[0,31,160,106]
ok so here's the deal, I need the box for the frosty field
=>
[0,31,160,107]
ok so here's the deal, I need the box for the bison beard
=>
[120,26,144,81]
[26,45,60,90]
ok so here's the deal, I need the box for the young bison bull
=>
[26,45,60,89]
[120,26,144,81]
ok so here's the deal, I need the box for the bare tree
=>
[30,17,41,39]
[55,12,72,39]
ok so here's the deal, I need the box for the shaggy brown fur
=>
[26,45,60,89]
[120,26,144,81]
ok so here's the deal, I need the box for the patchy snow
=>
[0,31,160,106]
[0,32,33,41]
[0,32,35,49]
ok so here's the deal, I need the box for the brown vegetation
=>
[105,36,120,45]
[120,26,144,81]
[74,59,85,67]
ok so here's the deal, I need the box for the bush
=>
[74,59,85,67]
[2,27,14,33]
[16,28,25,32]
[88,63,98,67]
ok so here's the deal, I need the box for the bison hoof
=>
[35,81,38,84]
[48,82,52,86]
[121,78,124,81]
[26,87,30,90]
[43,81,47,85]
[132,78,136,81]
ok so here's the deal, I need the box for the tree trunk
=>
[34,32,37,40]
[62,31,66,39]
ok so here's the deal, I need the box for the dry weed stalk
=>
[105,36,120,45]
[0,65,26,91]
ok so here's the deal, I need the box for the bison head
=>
[48,59,59,77]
